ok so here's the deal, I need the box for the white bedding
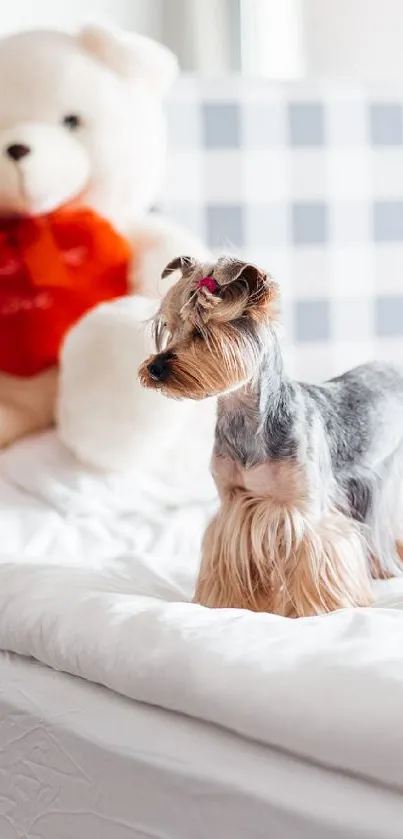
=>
[1,432,403,798]
[3,653,403,839]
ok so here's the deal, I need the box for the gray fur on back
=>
[215,325,403,571]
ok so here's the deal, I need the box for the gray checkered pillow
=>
[157,78,403,381]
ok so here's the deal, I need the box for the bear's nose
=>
[6,143,31,162]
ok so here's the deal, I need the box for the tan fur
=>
[0,367,58,447]
[161,256,278,329]
[369,544,403,579]
[139,322,261,399]
[194,486,373,617]
[138,257,279,400]
[140,256,374,618]
[369,554,394,579]
[395,541,403,564]
[213,454,307,506]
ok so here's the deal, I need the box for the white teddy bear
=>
[0,22,211,469]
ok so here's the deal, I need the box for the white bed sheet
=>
[2,430,403,836]
[2,652,403,839]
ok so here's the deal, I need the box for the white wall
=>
[0,0,240,74]
[304,0,403,80]
[240,0,403,80]
[162,0,240,73]
[240,0,304,78]
[0,0,161,36]
[2,0,403,80]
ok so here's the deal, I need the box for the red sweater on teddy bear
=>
[0,209,131,377]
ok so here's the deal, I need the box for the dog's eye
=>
[62,114,82,131]
[153,319,170,351]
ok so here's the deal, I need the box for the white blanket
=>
[1,432,403,793]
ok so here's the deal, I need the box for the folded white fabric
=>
[0,430,215,584]
[1,432,403,792]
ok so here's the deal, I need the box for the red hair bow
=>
[197,276,217,294]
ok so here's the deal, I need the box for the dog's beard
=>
[139,326,262,400]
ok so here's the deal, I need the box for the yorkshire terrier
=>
[139,255,403,617]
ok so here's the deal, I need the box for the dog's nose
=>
[147,352,174,382]
[6,143,31,162]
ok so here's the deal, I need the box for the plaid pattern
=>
[159,78,403,381]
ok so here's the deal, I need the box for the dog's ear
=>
[161,256,197,280]
[221,260,272,296]
[215,259,278,320]
[219,259,278,303]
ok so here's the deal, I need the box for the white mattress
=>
[2,651,403,839]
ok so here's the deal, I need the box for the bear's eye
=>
[62,114,82,131]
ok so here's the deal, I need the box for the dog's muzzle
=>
[147,351,176,383]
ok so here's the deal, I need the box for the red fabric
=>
[0,209,132,376]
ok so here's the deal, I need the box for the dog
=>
[139,255,403,617]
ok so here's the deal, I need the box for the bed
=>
[3,78,403,838]
[1,431,403,839]
[2,654,403,839]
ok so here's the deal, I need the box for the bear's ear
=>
[77,23,178,95]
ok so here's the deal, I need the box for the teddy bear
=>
[0,22,209,457]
